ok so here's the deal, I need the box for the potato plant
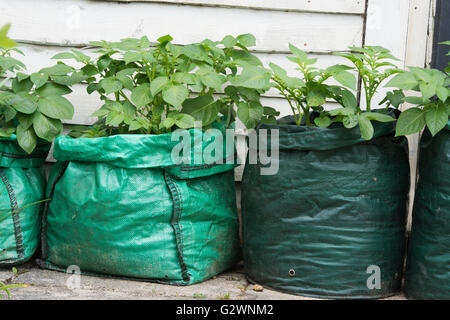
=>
[383,41,449,137]
[57,34,276,137]
[270,45,400,140]
[0,24,79,153]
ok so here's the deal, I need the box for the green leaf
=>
[32,112,63,142]
[395,108,426,136]
[0,56,25,72]
[288,43,308,62]
[231,50,263,66]
[51,52,76,60]
[408,67,433,83]
[117,74,134,91]
[328,108,354,116]
[341,89,357,110]
[172,113,196,129]
[36,82,72,97]
[436,86,449,102]
[157,34,173,44]
[419,82,436,100]
[0,127,15,138]
[237,87,261,102]
[40,63,73,76]
[172,72,197,85]
[306,90,326,107]
[1,105,16,121]
[263,106,280,117]
[123,51,143,65]
[314,115,332,127]
[269,63,304,88]
[199,71,225,91]
[160,117,176,130]
[404,96,428,105]
[385,72,418,90]
[0,24,16,48]
[333,71,357,91]
[181,44,209,62]
[91,102,111,117]
[51,72,88,86]
[358,115,374,140]
[182,95,218,126]
[99,77,123,94]
[162,84,189,110]
[30,72,49,89]
[150,76,169,96]
[382,90,405,108]
[229,66,271,90]
[12,78,33,94]
[237,34,256,47]
[97,55,113,71]
[80,64,99,76]
[131,83,152,108]
[16,125,37,154]
[362,112,395,122]
[17,113,33,129]
[16,73,29,82]
[237,101,264,128]
[11,94,37,114]
[38,96,74,120]
[325,64,354,74]
[105,110,124,126]
[424,104,448,136]
[222,35,237,48]
[343,115,358,128]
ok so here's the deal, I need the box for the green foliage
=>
[0,280,27,300]
[384,64,449,137]
[335,46,401,111]
[269,44,398,140]
[0,24,78,153]
[60,34,273,136]
[270,43,356,127]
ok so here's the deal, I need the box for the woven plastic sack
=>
[38,126,240,284]
[0,136,50,265]
[242,116,410,298]
[405,121,450,300]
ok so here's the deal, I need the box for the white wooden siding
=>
[101,0,366,14]
[2,0,364,52]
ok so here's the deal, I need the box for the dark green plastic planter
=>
[242,116,410,299]
[405,121,450,300]
[0,135,50,265]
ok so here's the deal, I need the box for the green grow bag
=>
[405,121,450,300]
[38,128,240,285]
[242,116,410,299]
[0,136,50,265]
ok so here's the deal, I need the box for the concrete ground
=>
[0,261,405,300]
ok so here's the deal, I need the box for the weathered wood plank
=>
[100,0,366,14]
[0,0,364,52]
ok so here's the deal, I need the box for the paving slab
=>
[0,261,405,300]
